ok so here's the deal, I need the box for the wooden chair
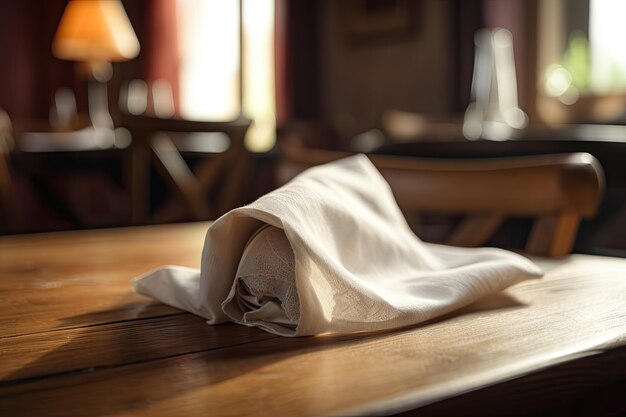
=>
[276,148,604,257]
[117,80,252,224]
[120,113,251,223]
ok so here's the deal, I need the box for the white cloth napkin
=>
[132,154,542,336]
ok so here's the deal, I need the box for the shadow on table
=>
[1,292,526,417]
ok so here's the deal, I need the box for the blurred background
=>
[1,0,626,255]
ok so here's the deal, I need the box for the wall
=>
[320,0,456,143]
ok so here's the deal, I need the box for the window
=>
[588,0,626,94]
[176,0,276,152]
[538,0,626,123]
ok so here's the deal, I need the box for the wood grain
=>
[0,224,626,416]
[0,223,625,417]
[0,316,275,382]
[0,222,208,337]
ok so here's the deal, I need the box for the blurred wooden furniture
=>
[377,111,626,192]
[117,78,253,224]
[375,125,626,255]
[0,110,128,234]
[379,109,465,143]
[119,113,252,224]
[277,149,604,257]
[0,109,14,233]
[376,126,626,189]
[1,222,625,416]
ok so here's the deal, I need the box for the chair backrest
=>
[144,116,252,221]
[276,148,604,257]
[117,79,253,223]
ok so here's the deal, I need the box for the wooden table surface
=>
[1,222,625,416]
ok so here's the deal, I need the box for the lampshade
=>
[52,0,140,63]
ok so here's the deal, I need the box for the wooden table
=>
[1,223,625,416]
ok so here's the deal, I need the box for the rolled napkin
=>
[132,154,542,336]
[224,225,300,334]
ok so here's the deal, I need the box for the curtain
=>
[143,0,181,115]
[274,0,291,127]
[0,0,84,120]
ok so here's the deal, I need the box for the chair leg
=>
[215,151,251,214]
[151,133,211,220]
[447,214,503,247]
[128,139,151,225]
[527,213,580,257]
[194,151,232,195]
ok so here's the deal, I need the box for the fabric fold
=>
[133,154,542,336]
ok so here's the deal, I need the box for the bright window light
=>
[177,0,240,120]
[176,0,276,152]
[589,0,626,93]
[242,0,276,152]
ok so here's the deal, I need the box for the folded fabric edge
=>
[426,243,545,277]
[131,265,206,318]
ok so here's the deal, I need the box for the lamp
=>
[52,0,140,132]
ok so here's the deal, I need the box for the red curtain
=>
[273,1,322,125]
[142,0,181,115]
[274,0,291,128]
[0,0,85,121]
